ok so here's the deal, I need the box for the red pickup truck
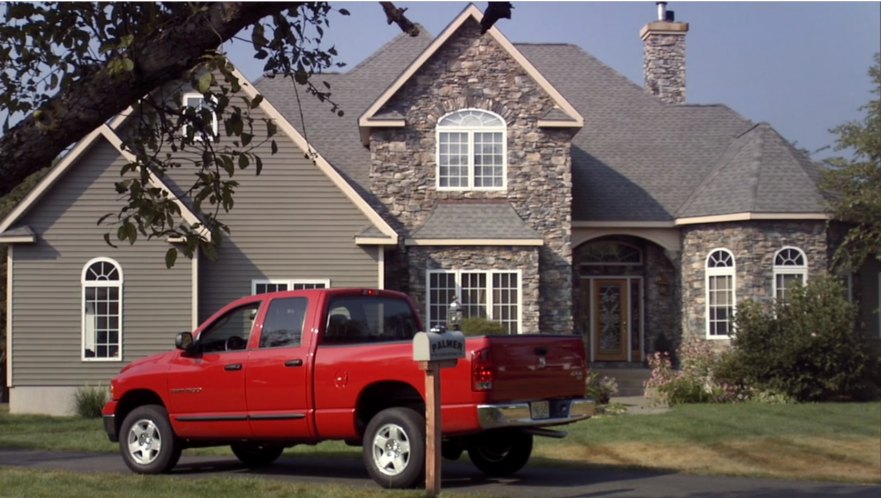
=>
[102,288,594,488]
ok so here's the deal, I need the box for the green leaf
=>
[165,248,178,269]
[238,154,249,169]
[271,140,278,154]
[249,94,263,109]
[198,72,213,93]
[255,156,263,176]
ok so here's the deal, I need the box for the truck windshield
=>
[324,296,418,345]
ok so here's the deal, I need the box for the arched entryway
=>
[573,236,679,364]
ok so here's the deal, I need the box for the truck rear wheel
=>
[363,407,425,489]
[231,443,284,467]
[119,404,181,474]
[468,430,533,477]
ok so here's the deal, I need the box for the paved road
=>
[1,448,878,498]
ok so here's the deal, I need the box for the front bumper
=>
[103,414,118,442]
[477,398,596,430]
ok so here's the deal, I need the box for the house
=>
[1,4,878,415]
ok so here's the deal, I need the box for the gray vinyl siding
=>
[196,106,380,320]
[11,138,192,386]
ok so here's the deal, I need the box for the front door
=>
[593,279,628,361]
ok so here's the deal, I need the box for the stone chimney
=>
[640,2,689,104]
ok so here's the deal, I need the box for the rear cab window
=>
[323,295,419,345]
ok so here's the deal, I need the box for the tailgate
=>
[484,335,587,402]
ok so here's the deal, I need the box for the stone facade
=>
[680,221,829,339]
[407,246,541,333]
[368,19,574,332]
[640,21,689,104]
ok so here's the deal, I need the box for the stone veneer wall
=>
[368,19,574,332]
[680,221,828,338]
[644,244,680,352]
[407,246,541,333]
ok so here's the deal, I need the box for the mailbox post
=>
[412,299,465,496]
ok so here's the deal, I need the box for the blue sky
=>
[226,1,881,160]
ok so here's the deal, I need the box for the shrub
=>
[460,317,507,336]
[730,275,874,402]
[644,338,731,405]
[585,371,619,404]
[73,384,108,419]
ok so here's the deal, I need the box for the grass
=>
[533,402,881,483]
[1,402,879,484]
[0,467,452,498]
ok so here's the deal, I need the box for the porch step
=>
[591,367,652,397]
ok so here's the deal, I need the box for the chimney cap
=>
[657,2,667,21]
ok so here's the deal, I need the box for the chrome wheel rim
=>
[371,423,411,476]
[127,418,162,465]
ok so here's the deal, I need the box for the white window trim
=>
[425,269,522,334]
[705,248,736,340]
[435,109,507,192]
[81,257,124,362]
[772,246,808,301]
[182,91,218,140]
[251,278,331,295]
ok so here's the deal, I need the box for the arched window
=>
[436,109,506,190]
[82,257,123,361]
[706,249,735,338]
[773,247,807,302]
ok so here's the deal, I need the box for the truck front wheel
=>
[119,404,181,474]
[363,407,425,489]
[467,430,533,477]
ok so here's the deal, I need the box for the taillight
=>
[471,348,493,391]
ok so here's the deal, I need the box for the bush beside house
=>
[647,275,880,405]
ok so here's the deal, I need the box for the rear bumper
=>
[476,398,596,430]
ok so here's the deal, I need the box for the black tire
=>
[119,404,181,474]
[362,407,425,489]
[231,442,284,467]
[467,430,533,477]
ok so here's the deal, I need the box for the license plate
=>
[530,401,550,419]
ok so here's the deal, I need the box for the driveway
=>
[1,448,878,497]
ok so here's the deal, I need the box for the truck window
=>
[260,297,307,348]
[198,302,260,353]
[323,296,418,345]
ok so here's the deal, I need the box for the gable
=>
[358,3,582,141]
[1,64,398,245]
[0,126,208,241]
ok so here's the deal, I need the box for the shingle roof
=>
[255,23,826,225]
[677,123,826,217]
[411,202,541,241]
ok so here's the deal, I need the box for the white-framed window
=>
[426,269,521,334]
[182,91,218,139]
[705,249,735,339]
[436,109,506,190]
[252,279,330,295]
[773,247,807,302]
[82,257,123,361]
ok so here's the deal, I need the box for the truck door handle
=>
[285,359,304,368]
[535,347,548,356]
[224,363,242,371]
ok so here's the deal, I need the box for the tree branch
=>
[0,2,291,198]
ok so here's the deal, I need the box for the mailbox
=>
[412,330,466,362]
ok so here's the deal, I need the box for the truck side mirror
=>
[175,331,195,353]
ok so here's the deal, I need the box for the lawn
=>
[1,402,879,484]
[533,402,881,483]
